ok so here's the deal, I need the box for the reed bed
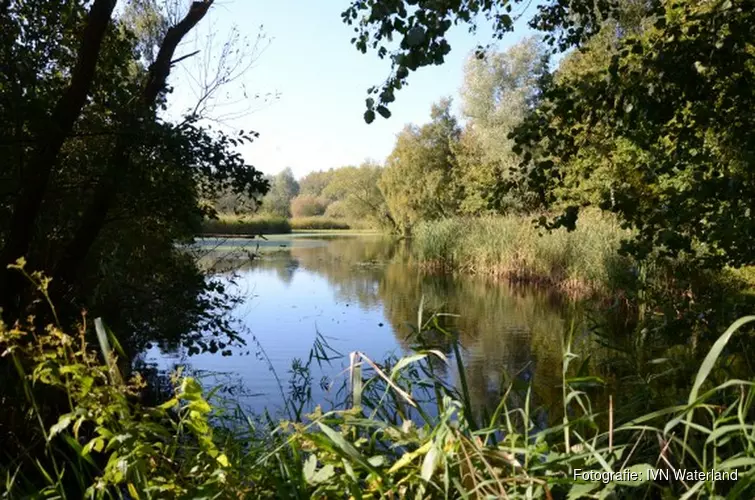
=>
[200,214,291,235]
[411,210,634,296]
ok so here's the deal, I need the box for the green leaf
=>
[49,413,75,439]
[568,482,600,499]
[616,464,655,486]
[420,443,439,483]
[316,422,375,473]
[364,109,375,124]
[376,105,391,118]
[303,454,317,483]
[312,464,335,484]
[666,316,755,437]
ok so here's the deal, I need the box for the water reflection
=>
[156,235,594,419]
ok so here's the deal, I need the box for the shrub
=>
[290,217,352,230]
[290,195,328,217]
[323,200,349,219]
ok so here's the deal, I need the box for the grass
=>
[411,209,634,296]
[291,216,375,231]
[200,215,377,235]
[200,214,291,235]
[2,303,753,498]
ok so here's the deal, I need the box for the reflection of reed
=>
[378,262,571,420]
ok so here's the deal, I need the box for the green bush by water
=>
[200,215,377,235]
[290,216,353,230]
[200,215,292,235]
[412,210,634,295]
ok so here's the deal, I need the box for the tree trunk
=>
[0,0,117,320]
[51,1,215,298]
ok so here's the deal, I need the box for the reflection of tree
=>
[378,263,571,420]
[287,236,579,418]
[290,236,396,307]
[272,258,299,286]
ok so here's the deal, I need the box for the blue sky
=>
[167,1,538,178]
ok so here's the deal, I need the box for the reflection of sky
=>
[145,264,409,416]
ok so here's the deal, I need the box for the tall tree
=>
[262,167,300,217]
[455,37,549,214]
[0,0,118,316]
[0,1,267,352]
[299,169,336,199]
[323,161,394,228]
[341,0,655,121]
[514,0,755,268]
[380,99,461,234]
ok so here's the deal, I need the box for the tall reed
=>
[412,209,634,295]
[200,214,292,235]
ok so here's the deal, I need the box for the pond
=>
[144,233,610,419]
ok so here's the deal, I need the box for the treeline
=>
[207,37,550,232]
[209,162,391,229]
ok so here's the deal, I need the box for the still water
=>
[146,234,597,418]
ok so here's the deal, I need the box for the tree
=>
[514,0,755,268]
[299,169,336,199]
[455,37,549,214]
[323,161,394,228]
[0,0,267,353]
[261,167,299,217]
[341,0,652,121]
[380,99,461,234]
[290,194,328,217]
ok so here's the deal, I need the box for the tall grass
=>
[290,216,353,230]
[412,209,634,295]
[2,301,753,497]
[290,216,377,231]
[200,215,376,235]
[200,214,291,235]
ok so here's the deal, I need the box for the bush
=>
[200,214,291,235]
[290,195,328,217]
[323,200,349,219]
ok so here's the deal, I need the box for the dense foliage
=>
[343,0,755,275]
[515,0,755,270]
[0,0,267,353]
[380,99,461,234]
